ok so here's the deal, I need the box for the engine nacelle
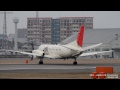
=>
[29,55,37,59]
[33,55,37,59]
[32,50,44,57]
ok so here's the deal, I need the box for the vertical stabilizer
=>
[67,26,84,48]
[77,25,84,47]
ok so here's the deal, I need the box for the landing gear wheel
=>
[73,62,77,65]
[39,61,43,64]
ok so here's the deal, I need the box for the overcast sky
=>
[0,11,120,35]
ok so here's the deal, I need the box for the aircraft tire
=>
[39,61,43,64]
[73,62,77,65]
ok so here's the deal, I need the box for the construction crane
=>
[0,11,13,49]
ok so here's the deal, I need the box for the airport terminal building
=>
[61,28,120,59]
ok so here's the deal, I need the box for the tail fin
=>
[77,25,84,47]
[67,26,84,48]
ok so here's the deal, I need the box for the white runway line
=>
[0,67,95,70]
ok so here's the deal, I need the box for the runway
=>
[0,63,120,73]
[0,58,120,79]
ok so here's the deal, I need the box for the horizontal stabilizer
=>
[80,50,113,57]
[59,44,83,51]
[82,43,103,51]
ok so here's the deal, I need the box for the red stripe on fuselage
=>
[77,26,84,47]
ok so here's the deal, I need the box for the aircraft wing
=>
[0,49,42,56]
[82,43,103,51]
[80,50,113,57]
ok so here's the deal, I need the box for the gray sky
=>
[0,11,120,35]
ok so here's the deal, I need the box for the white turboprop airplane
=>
[1,26,113,65]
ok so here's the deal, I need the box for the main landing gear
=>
[73,57,77,65]
[39,58,43,64]
[39,53,45,64]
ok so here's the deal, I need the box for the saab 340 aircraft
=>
[1,26,113,65]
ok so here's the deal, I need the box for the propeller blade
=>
[31,55,33,60]
[31,43,34,50]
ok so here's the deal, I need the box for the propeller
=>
[31,43,34,50]
[31,55,33,60]
[31,43,34,60]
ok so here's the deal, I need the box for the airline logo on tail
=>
[77,26,84,47]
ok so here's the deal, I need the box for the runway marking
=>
[0,67,95,70]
